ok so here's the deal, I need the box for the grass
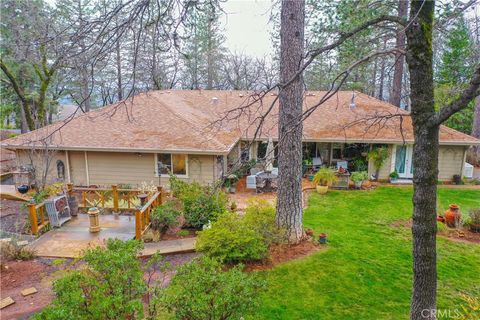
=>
[254,186,480,320]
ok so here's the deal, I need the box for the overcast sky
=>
[221,1,274,58]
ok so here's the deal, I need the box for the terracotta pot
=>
[444,204,461,228]
[316,185,328,194]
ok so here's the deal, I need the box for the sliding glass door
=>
[395,145,413,178]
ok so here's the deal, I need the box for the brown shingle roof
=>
[2,90,479,153]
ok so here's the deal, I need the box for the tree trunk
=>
[378,37,388,100]
[471,97,480,164]
[390,0,408,108]
[276,0,305,244]
[405,1,438,319]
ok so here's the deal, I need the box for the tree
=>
[405,1,480,319]
[275,0,306,243]
[390,0,408,108]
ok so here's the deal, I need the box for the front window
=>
[157,154,187,176]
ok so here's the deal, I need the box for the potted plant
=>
[368,147,389,181]
[313,167,338,194]
[225,174,238,193]
[389,170,399,183]
[468,208,480,233]
[351,171,368,189]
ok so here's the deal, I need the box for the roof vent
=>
[239,93,244,97]
[211,97,219,105]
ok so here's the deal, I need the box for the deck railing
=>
[135,189,163,240]
[28,202,49,235]
[68,184,156,211]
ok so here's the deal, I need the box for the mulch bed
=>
[390,219,480,244]
[245,240,323,272]
[0,199,29,234]
[161,228,197,241]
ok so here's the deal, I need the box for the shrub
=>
[182,188,227,228]
[197,212,268,263]
[197,199,283,263]
[33,240,146,320]
[244,198,285,245]
[468,208,480,225]
[0,242,36,261]
[177,230,190,237]
[150,201,181,233]
[160,256,265,320]
[350,171,368,182]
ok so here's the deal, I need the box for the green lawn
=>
[254,186,480,320]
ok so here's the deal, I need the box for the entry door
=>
[395,145,413,178]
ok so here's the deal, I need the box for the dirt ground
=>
[390,219,480,244]
[0,200,28,234]
[245,240,322,272]
[0,259,56,320]
[0,253,198,319]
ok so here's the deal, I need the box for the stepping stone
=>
[21,287,38,296]
[16,240,29,246]
[0,297,15,309]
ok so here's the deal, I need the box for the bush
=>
[150,201,181,233]
[160,256,265,320]
[197,199,284,263]
[169,176,228,229]
[468,208,480,225]
[313,167,337,186]
[0,242,36,261]
[33,240,146,320]
[350,171,368,182]
[182,188,227,228]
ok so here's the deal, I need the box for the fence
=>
[68,184,158,211]
[28,202,49,235]
[135,190,163,240]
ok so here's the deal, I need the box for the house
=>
[2,90,479,187]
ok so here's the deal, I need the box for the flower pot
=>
[436,216,445,223]
[444,204,461,228]
[389,178,398,183]
[17,184,29,194]
[470,224,480,233]
[316,185,328,194]
[354,180,363,189]
[319,233,327,244]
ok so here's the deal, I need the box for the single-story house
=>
[2,90,479,187]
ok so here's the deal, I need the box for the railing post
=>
[135,210,142,240]
[28,203,38,235]
[112,185,119,212]
[39,205,45,225]
[67,183,73,197]
[82,191,87,207]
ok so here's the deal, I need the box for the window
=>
[240,141,250,162]
[257,141,268,159]
[56,160,65,179]
[157,154,187,176]
[332,143,343,160]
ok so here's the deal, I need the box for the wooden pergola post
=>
[28,203,38,235]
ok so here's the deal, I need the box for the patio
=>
[27,214,136,258]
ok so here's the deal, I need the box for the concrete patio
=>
[27,214,196,258]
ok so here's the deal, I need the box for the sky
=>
[221,0,274,58]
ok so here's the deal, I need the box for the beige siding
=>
[70,151,216,187]
[438,146,465,181]
[15,150,67,185]
[69,151,87,185]
[368,145,393,180]
[87,152,155,186]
